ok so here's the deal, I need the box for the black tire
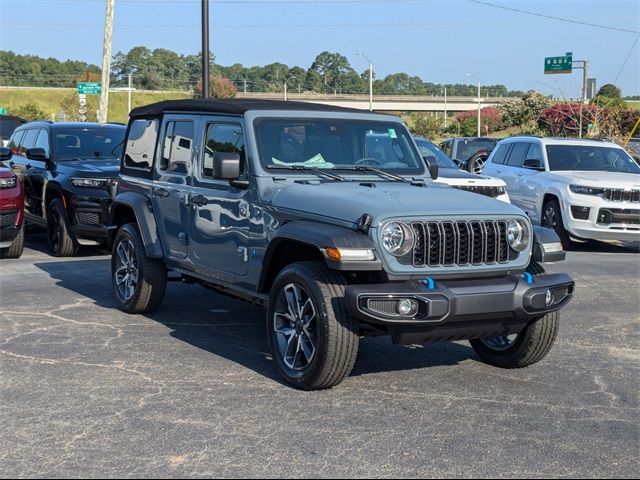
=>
[267,261,359,390]
[469,311,559,368]
[0,222,25,259]
[541,199,571,248]
[112,223,167,314]
[466,151,489,174]
[47,198,79,257]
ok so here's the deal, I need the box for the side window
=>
[160,120,194,174]
[202,123,245,179]
[525,143,543,161]
[440,141,452,157]
[491,143,511,164]
[125,118,158,171]
[35,129,50,157]
[8,130,25,155]
[21,129,40,154]
[506,142,530,168]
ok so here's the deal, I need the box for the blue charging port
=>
[423,277,435,290]
[523,272,534,284]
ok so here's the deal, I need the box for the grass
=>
[0,88,191,123]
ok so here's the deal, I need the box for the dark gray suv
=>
[108,99,574,390]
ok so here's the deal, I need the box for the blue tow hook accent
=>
[523,272,534,284]
[423,277,435,290]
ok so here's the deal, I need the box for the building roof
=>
[129,98,365,118]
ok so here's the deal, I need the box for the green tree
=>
[409,113,442,139]
[597,84,621,98]
[499,91,550,128]
[12,102,47,121]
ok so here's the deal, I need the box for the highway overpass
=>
[236,92,509,112]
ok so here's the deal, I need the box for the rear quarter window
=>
[123,118,159,175]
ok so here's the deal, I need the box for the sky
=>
[0,0,638,97]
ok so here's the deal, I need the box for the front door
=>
[188,118,250,276]
[153,117,195,259]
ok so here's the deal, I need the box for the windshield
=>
[54,128,125,161]
[254,118,425,175]
[456,139,496,161]
[546,145,640,173]
[414,138,459,169]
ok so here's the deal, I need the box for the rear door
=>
[500,142,530,211]
[152,116,196,259]
[515,142,545,221]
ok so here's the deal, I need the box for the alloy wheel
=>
[114,238,139,301]
[273,283,318,372]
[481,334,519,351]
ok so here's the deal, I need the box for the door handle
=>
[9,161,15,167]
[153,188,170,198]
[189,194,208,206]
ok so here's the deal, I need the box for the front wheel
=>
[267,261,359,390]
[112,223,167,314]
[470,311,560,368]
[0,222,25,259]
[542,199,571,248]
[467,152,489,174]
[47,198,79,257]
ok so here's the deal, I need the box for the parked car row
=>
[1,100,576,391]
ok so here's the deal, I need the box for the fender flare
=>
[531,225,566,263]
[258,221,381,292]
[108,191,163,258]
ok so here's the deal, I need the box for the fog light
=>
[545,290,554,306]
[397,298,418,316]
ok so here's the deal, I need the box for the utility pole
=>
[98,0,115,123]
[572,59,589,138]
[444,86,448,129]
[201,0,210,98]
[356,52,373,111]
[284,81,288,101]
[128,73,132,114]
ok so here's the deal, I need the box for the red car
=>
[0,148,24,258]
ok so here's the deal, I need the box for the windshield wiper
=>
[267,164,345,182]
[337,165,406,182]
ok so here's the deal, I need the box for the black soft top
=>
[130,98,365,118]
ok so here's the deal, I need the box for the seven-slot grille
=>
[602,189,640,203]
[451,185,502,198]
[411,220,510,267]
[0,212,18,228]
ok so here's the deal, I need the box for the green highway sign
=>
[77,82,102,95]
[0,106,7,115]
[544,52,573,74]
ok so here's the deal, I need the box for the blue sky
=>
[0,0,638,96]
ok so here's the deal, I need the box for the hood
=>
[436,168,505,186]
[56,158,120,176]
[271,180,523,224]
[544,170,640,188]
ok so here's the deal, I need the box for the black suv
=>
[439,137,498,174]
[7,122,126,256]
[108,99,574,390]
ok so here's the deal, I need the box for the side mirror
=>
[424,157,439,180]
[0,147,11,161]
[26,148,49,162]
[523,159,544,170]
[213,152,241,180]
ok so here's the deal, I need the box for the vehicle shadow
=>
[34,260,477,385]
[567,239,640,253]
[25,232,110,258]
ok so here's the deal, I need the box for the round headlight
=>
[507,219,530,252]
[381,222,414,256]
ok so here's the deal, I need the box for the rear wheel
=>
[0,222,25,259]
[467,152,489,174]
[542,199,571,248]
[267,261,359,390]
[112,223,167,313]
[47,198,79,257]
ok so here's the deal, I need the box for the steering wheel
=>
[355,157,383,166]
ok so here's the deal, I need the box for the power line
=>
[467,0,639,35]
[0,21,470,28]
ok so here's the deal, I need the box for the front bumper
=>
[69,199,111,239]
[345,273,574,344]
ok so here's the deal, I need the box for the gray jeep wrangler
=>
[108,99,574,390]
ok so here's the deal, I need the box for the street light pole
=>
[466,73,481,137]
[356,52,373,111]
[201,0,210,99]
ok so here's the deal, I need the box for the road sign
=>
[544,52,573,74]
[0,107,7,115]
[77,82,102,95]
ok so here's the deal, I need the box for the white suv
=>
[484,136,640,244]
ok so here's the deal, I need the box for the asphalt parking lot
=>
[1,235,638,478]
